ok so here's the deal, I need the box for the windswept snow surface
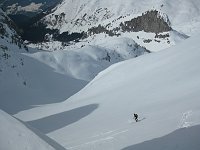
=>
[15,34,200,150]
[0,109,57,150]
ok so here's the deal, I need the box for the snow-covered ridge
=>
[43,0,200,35]
[34,0,197,52]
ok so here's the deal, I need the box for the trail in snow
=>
[66,127,129,150]
[64,118,145,150]
[64,112,198,150]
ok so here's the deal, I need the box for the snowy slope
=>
[1,8,148,115]
[30,30,186,52]
[0,9,87,114]
[15,33,200,149]
[0,109,59,150]
[28,37,149,81]
[0,8,28,73]
[1,7,150,117]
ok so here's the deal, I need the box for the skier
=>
[134,113,138,122]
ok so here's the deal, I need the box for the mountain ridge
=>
[27,0,198,52]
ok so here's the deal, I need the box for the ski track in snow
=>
[65,124,132,149]
[65,118,146,149]
[65,112,196,150]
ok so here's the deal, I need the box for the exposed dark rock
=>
[154,39,161,43]
[155,33,170,38]
[143,39,152,43]
[86,10,171,38]
[120,10,171,33]
[1,45,10,60]
[0,23,6,36]
[102,52,111,62]
[48,12,66,27]
[88,24,120,36]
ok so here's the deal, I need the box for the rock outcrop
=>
[120,10,171,33]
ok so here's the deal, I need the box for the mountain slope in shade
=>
[0,109,64,150]
[15,33,200,150]
[0,8,87,114]
[0,8,28,89]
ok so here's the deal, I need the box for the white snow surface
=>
[15,34,200,150]
[0,109,56,150]
[28,37,148,81]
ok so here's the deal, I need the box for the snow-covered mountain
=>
[1,1,200,149]
[0,8,148,114]
[43,0,200,35]
[36,0,200,51]
[15,32,200,150]
[0,8,88,114]
[0,8,150,149]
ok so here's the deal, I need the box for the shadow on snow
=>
[122,125,200,150]
[0,53,88,114]
[27,104,99,134]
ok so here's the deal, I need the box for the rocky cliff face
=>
[120,10,171,33]
[88,10,171,36]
